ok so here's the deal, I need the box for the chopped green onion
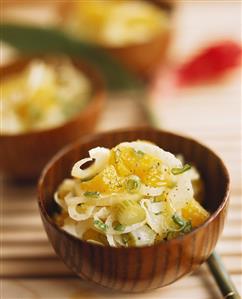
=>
[182,221,192,233]
[94,219,107,232]
[172,213,192,234]
[114,224,126,232]
[171,164,191,175]
[136,150,145,157]
[172,213,186,227]
[84,191,100,198]
[166,214,193,240]
[124,175,141,193]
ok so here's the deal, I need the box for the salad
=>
[54,141,210,247]
[64,0,170,46]
[1,58,91,134]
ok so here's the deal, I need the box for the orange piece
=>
[182,198,210,227]
[80,165,123,193]
[109,147,162,187]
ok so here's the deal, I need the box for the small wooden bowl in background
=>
[58,0,175,79]
[38,127,230,292]
[0,57,106,180]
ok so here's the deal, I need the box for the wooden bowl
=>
[103,31,171,79]
[0,56,106,179]
[58,0,175,78]
[38,127,230,292]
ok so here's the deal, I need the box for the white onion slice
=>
[130,225,156,246]
[54,191,68,211]
[140,184,165,196]
[94,207,110,219]
[68,204,95,221]
[149,202,163,214]
[168,174,194,211]
[140,199,165,235]
[106,234,116,247]
[71,147,110,180]
[87,239,104,246]
[65,196,85,206]
[75,219,93,238]
[62,217,78,237]
[105,215,146,235]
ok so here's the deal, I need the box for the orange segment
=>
[109,147,162,187]
[80,165,123,193]
[109,148,131,177]
[182,198,210,227]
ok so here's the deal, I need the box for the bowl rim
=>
[38,126,230,250]
[0,55,106,138]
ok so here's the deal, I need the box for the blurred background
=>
[1,1,241,298]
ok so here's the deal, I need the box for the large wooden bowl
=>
[0,57,106,179]
[38,127,230,292]
[58,0,175,78]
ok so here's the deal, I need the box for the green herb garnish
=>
[84,191,100,198]
[182,221,192,233]
[136,150,145,157]
[171,164,191,175]
[94,219,107,232]
[172,213,186,227]
[114,224,126,232]
[124,175,141,194]
[172,213,192,234]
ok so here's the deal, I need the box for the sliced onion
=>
[168,174,194,211]
[54,191,68,211]
[65,196,85,206]
[187,166,200,181]
[94,207,110,219]
[67,197,95,221]
[55,179,76,211]
[113,234,126,247]
[140,199,165,235]
[87,239,104,246]
[105,214,146,235]
[149,202,163,214]
[71,147,110,180]
[130,225,156,246]
[140,184,165,196]
[75,219,93,238]
[106,233,116,247]
[62,217,78,237]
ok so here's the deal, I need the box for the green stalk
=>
[0,24,144,91]
[207,252,241,299]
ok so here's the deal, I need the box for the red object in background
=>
[177,41,242,86]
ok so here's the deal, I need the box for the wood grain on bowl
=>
[0,57,106,179]
[38,127,230,292]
